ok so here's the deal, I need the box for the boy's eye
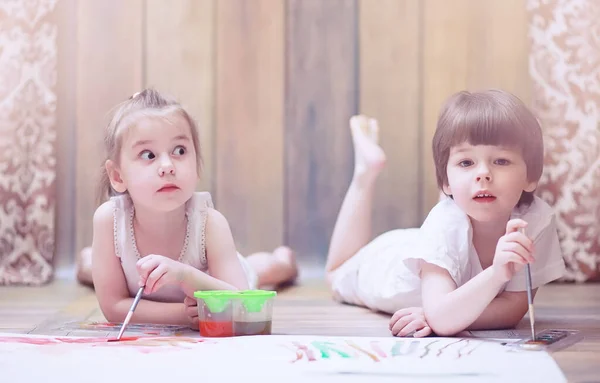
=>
[140,150,155,160]
[172,145,186,156]
[458,160,473,167]
[495,158,510,165]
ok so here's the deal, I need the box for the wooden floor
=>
[1,275,598,382]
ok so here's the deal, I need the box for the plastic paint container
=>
[193,290,277,337]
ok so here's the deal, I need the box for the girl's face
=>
[443,142,537,223]
[107,112,199,212]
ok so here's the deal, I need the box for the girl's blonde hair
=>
[97,88,202,204]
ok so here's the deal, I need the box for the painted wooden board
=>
[285,0,358,259]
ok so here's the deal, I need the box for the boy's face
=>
[443,142,537,223]
[107,112,199,212]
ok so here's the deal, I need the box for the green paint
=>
[391,341,403,356]
[391,340,419,356]
[311,341,351,359]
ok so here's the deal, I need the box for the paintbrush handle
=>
[130,285,145,312]
[116,286,145,340]
[525,264,533,305]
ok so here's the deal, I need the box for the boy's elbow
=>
[424,309,462,337]
[428,320,460,337]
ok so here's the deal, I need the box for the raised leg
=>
[325,115,386,277]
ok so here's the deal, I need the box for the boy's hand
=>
[492,219,535,283]
[184,296,199,330]
[136,254,190,295]
[389,307,432,337]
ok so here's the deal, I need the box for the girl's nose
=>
[158,156,175,176]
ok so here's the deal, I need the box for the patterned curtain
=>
[529,0,600,282]
[0,1,57,285]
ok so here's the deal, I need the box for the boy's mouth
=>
[473,191,496,203]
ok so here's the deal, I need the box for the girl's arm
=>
[91,202,189,325]
[180,208,250,292]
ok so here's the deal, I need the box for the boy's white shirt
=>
[330,195,567,314]
[406,195,567,292]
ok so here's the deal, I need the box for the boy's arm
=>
[466,289,536,331]
[420,218,534,335]
[92,202,189,325]
[420,262,509,336]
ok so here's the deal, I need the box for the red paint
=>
[198,321,234,337]
[106,337,141,342]
[0,336,141,345]
[369,341,387,358]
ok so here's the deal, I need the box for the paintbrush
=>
[113,285,145,341]
[525,264,535,340]
[521,227,535,341]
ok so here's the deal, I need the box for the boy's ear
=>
[524,180,537,193]
[442,183,452,196]
[105,160,127,193]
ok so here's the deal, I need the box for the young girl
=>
[89,89,298,329]
[326,89,566,337]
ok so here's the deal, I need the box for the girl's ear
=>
[105,160,127,193]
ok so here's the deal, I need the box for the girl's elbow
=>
[101,308,121,323]
[98,301,124,323]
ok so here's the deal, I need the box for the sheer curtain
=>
[529,0,600,282]
[0,1,57,285]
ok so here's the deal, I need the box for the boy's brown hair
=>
[431,89,544,206]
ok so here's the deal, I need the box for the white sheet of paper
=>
[0,333,567,382]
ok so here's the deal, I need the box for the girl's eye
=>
[172,145,186,156]
[458,160,473,167]
[140,150,155,160]
[495,158,510,165]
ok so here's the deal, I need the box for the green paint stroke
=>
[391,341,404,356]
[391,340,419,356]
[311,341,351,359]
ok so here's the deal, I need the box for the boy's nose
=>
[476,165,492,182]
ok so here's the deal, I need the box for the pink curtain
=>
[0,1,57,285]
[529,0,600,282]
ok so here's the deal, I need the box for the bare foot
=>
[349,115,386,185]
[76,247,94,287]
[272,246,299,283]
[248,246,299,288]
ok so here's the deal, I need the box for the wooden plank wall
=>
[53,0,531,266]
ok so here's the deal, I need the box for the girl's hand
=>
[492,219,535,283]
[389,307,432,337]
[184,296,199,330]
[136,254,190,295]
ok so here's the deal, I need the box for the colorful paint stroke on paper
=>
[0,333,567,382]
[50,321,193,336]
